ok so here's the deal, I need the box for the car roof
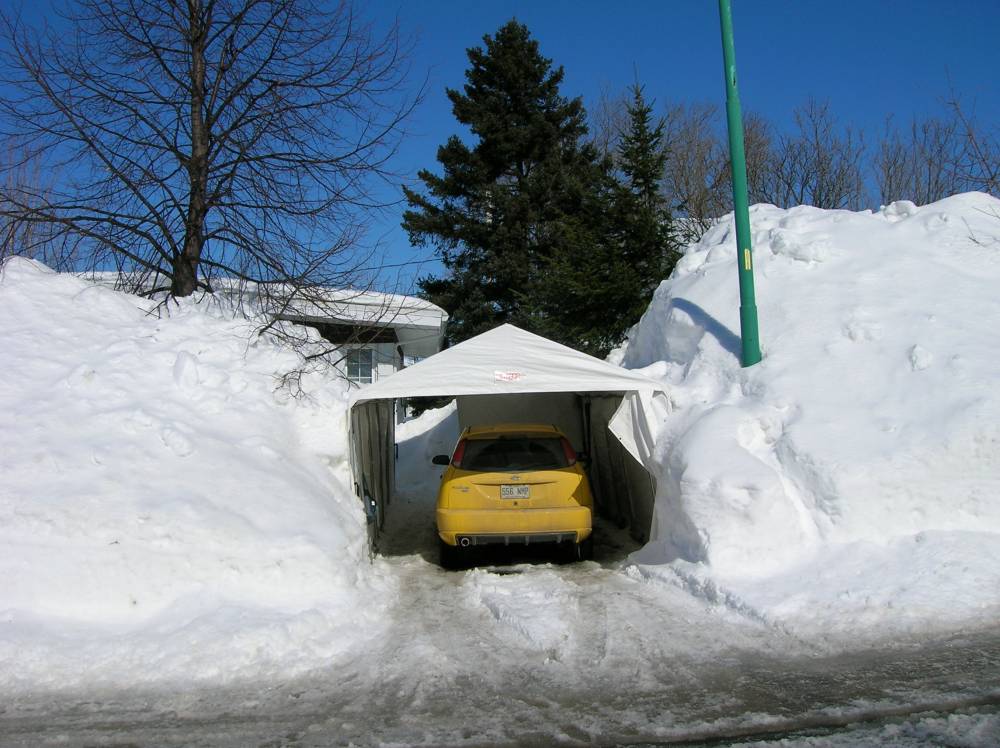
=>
[462,423,564,439]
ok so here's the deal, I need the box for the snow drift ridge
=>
[621,193,1000,581]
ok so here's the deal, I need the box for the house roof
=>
[81,271,448,357]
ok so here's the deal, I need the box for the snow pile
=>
[394,401,459,503]
[621,193,1000,639]
[0,258,386,691]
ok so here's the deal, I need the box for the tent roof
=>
[349,324,665,406]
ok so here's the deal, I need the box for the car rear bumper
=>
[437,506,592,547]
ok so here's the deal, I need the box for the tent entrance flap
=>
[349,399,395,548]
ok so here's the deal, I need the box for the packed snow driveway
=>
[288,555,1000,746]
[3,559,999,746]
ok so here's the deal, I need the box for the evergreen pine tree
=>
[402,20,611,345]
[529,84,677,357]
[615,84,679,323]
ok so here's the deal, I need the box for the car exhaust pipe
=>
[459,537,472,548]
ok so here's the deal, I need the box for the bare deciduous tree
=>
[0,0,417,306]
[763,99,866,210]
[742,112,774,205]
[659,102,728,243]
[0,139,78,268]
[596,83,999,263]
[947,97,1000,197]
[590,85,629,161]
[875,115,965,204]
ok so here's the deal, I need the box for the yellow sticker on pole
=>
[743,248,752,271]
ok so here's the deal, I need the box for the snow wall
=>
[0,258,388,691]
[617,193,1000,581]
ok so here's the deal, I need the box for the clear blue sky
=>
[14,1,1000,292]
[366,0,1000,292]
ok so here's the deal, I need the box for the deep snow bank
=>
[0,258,386,691]
[620,193,1000,637]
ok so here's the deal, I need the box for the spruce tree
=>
[402,20,611,345]
[529,84,677,357]
[615,84,679,323]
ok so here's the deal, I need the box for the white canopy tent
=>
[347,324,669,550]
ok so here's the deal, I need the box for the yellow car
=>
[432,423,594,567]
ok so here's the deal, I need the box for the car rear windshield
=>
[460,436,570,472]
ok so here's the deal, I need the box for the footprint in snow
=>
[160,427,193,457]
[909,345,933,372]
[173,350,201,392]
[122,408,157,434]
[64,363,97,388]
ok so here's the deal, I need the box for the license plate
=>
[500,484,530,499]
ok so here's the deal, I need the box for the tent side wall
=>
[349,399,395,548]
[584,395,656,544]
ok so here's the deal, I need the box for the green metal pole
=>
[718,0,762,367]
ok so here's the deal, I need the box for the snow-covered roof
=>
[81,271,448,358]
[269,287,447,359]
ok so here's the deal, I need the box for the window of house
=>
[346,348,374,385]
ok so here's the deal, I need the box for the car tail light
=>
[452,439,467,468]
[560,437,577,466]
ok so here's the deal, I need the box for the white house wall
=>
[371,342,400,383]
[333,342,402,385]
